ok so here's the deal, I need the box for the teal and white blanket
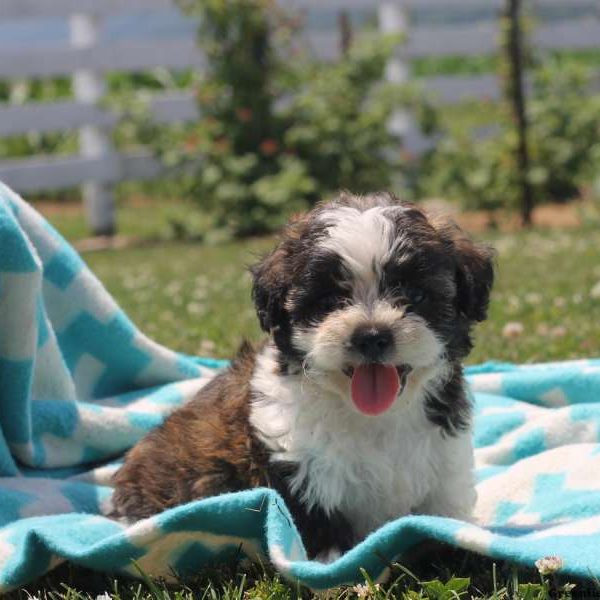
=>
[1,181,600,591]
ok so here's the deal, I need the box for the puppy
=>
[111,192,494,559]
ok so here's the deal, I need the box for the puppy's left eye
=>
[316,294,341,311]
[405,286,426,305]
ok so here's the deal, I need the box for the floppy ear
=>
[250,245,289,333]
[433,218,495,322]
[250,213,309,332]
[452,234,495,322]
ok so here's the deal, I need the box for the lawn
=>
[7,214,600,600]
[5,18,600,597]
[80,223,600,365]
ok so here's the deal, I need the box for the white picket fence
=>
[0,0,598,233]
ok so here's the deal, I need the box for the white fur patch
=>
[293,301,444,378]
[305,204,446,379]
[250,345,475,540]
[249,202,475,544]
[318,206,396,305]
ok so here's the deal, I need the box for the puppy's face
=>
[252,192,493,417]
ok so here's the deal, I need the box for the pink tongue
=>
[351,364,401,416]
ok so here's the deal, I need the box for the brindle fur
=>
[112,192,494,557]
[111,343,353,557]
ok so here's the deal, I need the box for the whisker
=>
[299,358,321,393]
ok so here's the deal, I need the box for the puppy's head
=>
[251,192,493,417]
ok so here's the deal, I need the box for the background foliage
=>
[3,4,600,229]
[415,57,600,217]
[130,0,422,237]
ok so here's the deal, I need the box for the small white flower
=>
[525,293,542,305]
[353,583,370,598]
[508,295,521,308]
[352,582,380,598]
[536,323,550,336]
[550,326,567,338]
[187,301,205,315]
[591,282,600,300]
[553,297,567,308]
[199,339,216,353]
[165,281,183,295]
[95,594,112,600]
[502,321,524,339]
[535,555,563,575]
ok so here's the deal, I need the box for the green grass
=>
[9,217,600,599]
[472,226,600,364]
[33,195,210,242]
[86,235,272,358]
[76,224,600,364]
[412,48,600,77]
[6,545,589,600]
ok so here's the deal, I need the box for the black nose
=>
[350,326,394,361]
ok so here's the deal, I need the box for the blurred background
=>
[1,0,600,363]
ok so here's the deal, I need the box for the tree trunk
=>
[505,0,534,227]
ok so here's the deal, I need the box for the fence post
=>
[377,0,410,138]
[69,14,116,236]
[338,10,353,57]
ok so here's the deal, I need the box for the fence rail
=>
[0,40,206,79]
[0,0,173,17]
[0,0,599,233]
[2,0,597,17]
[2,18,599,78]
[0,93,199,139]
[0,152,161,192]
[0,73,504,141]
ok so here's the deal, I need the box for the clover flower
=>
[535,555,563,575]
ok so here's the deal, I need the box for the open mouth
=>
[343,364,412,416]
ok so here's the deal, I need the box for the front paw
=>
[314,546,342,564]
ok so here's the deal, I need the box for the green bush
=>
[283,36,413,196]
[528,59,600,200]
[417,58,600,215]
[134,0,421,238]
[142,0,312,237]
[0,78,75,161]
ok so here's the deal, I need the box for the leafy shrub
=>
[134,0,421,237]
[282,36,415,197]
[140,0,312,237]
[417,58,600,216]
[528,59,600,200]
[0,78,75,161]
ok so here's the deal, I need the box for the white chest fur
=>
[249,346,472,539]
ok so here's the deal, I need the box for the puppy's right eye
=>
[405,286,426,305]
[316,294,340,311]
[316,296,337,308]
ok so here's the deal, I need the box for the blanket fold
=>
[1,181,600,591]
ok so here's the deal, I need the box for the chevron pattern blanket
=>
[1,181,599,591]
